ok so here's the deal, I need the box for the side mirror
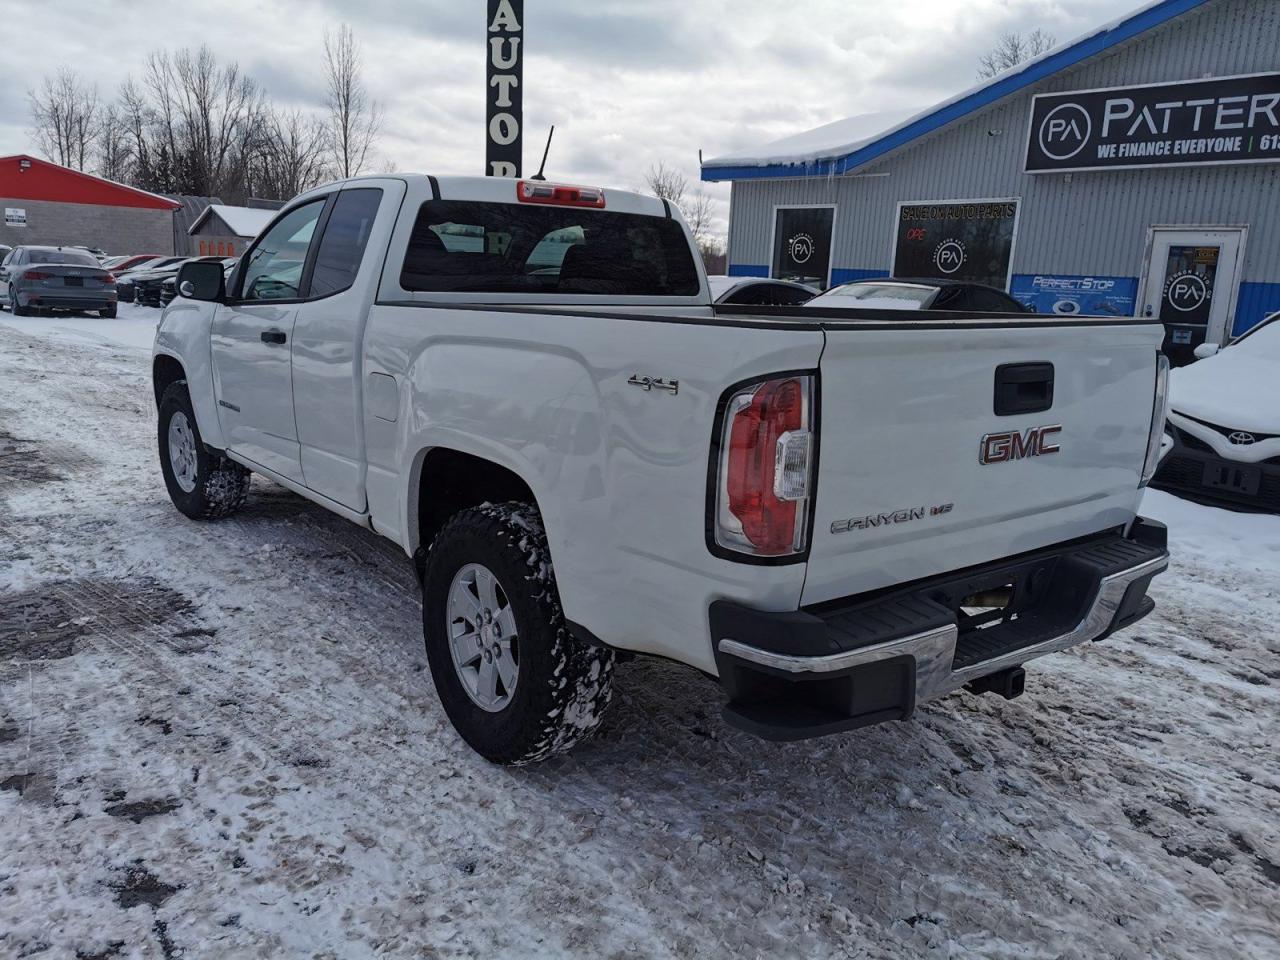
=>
[1193,342,1220,360]
[176,260,225,303]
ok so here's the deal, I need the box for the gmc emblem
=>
[980,425,1062,465]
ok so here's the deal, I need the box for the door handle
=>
[993,362,1054,416]
[260,330,287,345]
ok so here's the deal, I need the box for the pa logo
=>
[1038,103,1092,162]
[1164,271,1211,313]
[933,239,966,275]
[788,233,815,264]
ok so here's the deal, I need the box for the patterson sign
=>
[1026,72,1280,173]
[486,0,523,177]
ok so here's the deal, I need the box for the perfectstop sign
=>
[486,0,523,177]
[1026,72,1280,173]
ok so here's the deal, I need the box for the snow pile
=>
[704,106,922,169]
[1169,320,1280,433]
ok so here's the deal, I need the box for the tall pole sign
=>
[486,0,523,177]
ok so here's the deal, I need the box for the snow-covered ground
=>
[1,310,1277,959]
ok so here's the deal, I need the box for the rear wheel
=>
[157,381,250,520]
[10,286,28,317]
[422,502,615,765]
[100,303,117,318]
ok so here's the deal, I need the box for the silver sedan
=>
[0,245,118,317]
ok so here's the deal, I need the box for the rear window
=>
[399,200,700,296]
[28,249,98,267]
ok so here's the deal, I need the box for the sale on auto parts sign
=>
[1026,72,1280,173]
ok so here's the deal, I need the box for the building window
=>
[771,207,834,289]
[893,200,1020,290]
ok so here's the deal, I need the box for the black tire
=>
[423,502,615,765]
[100,303,117,318]
[157,381,250,520]
[10,287,29,317]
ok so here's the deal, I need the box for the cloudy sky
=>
[0,0,1152,236]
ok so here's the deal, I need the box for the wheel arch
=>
[153,353,187,408]
[407,444,542,576]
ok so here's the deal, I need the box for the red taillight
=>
[516,180,606,208]
[715,375,814,557]
[104,273,117,283]
[25,271,52,281]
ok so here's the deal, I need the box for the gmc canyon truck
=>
[153,175,1171,764]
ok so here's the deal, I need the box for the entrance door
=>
[1139,228,1244,367]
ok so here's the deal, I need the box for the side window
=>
[968,287,1023,313]
[309,188,383,298]
[237,200,325,302]
[931,287,967,311]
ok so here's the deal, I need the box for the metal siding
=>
[727,0,1280,298]
[0,196,174,255]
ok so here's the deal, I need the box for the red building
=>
[0,155,179,255]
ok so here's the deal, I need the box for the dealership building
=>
[702,0,1280,365]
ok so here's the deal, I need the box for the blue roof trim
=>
[701,0,1212,182]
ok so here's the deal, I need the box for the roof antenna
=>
[530,125,555,181]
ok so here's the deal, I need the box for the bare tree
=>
[324,24,382,178]
[117,79,160,189]
[28,68,100,170]
[644,161,717,245]
[96,105,133,183]
[250,110,330,201]
[142,46,265,199]
[683,190,716,246]
[643,161,688,206]
[977,30,1056,80]
[698,236,727,275]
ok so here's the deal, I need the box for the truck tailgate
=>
[802,320,1164,606]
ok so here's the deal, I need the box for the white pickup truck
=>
[153,174,1171,764]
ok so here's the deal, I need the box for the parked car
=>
[706,275,818,306]
[117,257,188,303]
[805,278,1029,313]
[134,261,190,307]
[108,253,167,274]
[70,244,109,261]
[0,245,117,317]
[1153,313,1280,512]
[152,174,1169,765]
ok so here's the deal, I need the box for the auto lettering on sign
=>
[486,0,523,177]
